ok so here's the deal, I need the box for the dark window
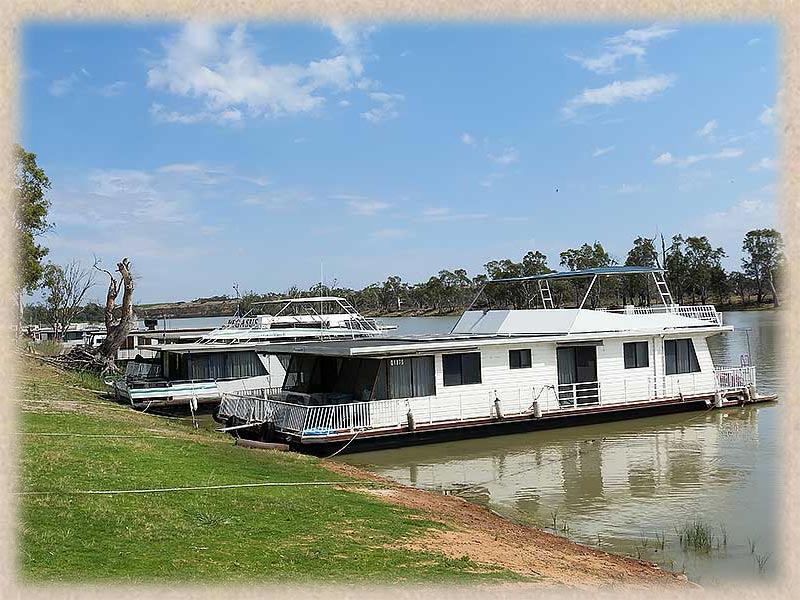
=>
[443,352,482,386]
[664,339,701,375]
[509,349,532,369]
[623,342,649,369]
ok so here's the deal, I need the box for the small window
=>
[509,349,532,369]
[664,339,701,375]
[443,352,482,386]
[623,342,649,369]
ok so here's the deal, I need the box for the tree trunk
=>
[97,258,135,361]
[768,270,780,307]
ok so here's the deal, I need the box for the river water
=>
[160,310,782,584]
[347,311,783,585]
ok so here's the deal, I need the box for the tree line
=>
[227,231,784,317]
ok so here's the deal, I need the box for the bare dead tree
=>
[41,261,96,341]
[94,257,135,362]
[44,257,135,376]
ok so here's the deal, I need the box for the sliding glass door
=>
[556,346,600,407]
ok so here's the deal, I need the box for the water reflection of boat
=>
[218,267,777,453]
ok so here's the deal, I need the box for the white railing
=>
[220,365,754,439]
[714,366,756,391]
[556,381,601,408]
[596,304,721,326]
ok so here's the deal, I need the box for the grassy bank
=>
[16,357,689,588]
[17,358,526,584]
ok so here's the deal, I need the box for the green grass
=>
[18,357,531,584]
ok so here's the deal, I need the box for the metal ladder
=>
[652,271,675,307]
[538,280,555,309]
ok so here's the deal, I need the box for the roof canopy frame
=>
[453,266,669,334]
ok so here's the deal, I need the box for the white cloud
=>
[593,145,615,157]
[242,189,313,211]
[371,228,408,240]
[460,132,475,146]
[147,22,374,124]
[696,119,718,139]
[98,81,127,97]
[749,157,777,171]
[759,104,776,126]
[420,207,488,222]
[747,38,761,46]
[150,103,242,125]
[361,92,404,123]
[617,183,642,194]
[701,195,777,243]
[562,74,676,119]
[48,73,79,97]
[488,147,519,165]
[346,199,392,215]
[157,163,205,174]
[567,24,677,74]
[653,147,744,167]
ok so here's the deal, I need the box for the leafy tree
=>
[559,242,614,307]
[728,271,751,304]
[14,144,52,332]
[624,236,659,305]
[664,235,690,303]
[742,229,784,306]
[684,236,726,304]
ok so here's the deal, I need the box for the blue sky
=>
[22,21,779,303]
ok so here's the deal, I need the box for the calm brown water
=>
[346,310,783,585]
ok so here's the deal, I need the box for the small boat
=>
[108,296,383,411]
[216,267,777,454]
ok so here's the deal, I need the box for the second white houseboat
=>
[216,267,776,454]
[109,296,384,410]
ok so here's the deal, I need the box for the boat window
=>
[373,356,436,399]
[623,342,649,369]
[333,358,381,402]
[556,346,598,384]
[443,352,482,386]
[509,349,532,369]
[283,355,317,391]
[664,339,701,375]
[187,351,268,380]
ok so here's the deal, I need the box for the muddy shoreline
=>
[321,460,695,589]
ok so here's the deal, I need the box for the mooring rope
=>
[322,429,363,459]
[18,480,372,496]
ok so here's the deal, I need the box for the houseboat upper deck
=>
[217,267,776,454]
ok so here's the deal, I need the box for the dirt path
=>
[323,461,694,590]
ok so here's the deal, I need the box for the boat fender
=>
[190,396,198,413]
[704,397,713,408]
[747,383,757,403]
[494,396,504,420]
[714,391,724,409]
[533,400,542,419]
[406,409,416,432]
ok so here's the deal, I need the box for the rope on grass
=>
[18,480,371,496]
[12,432,176,439]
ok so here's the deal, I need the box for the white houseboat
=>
[216,267,777,454]
[109,296,384,410]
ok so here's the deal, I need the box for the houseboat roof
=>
[490,265,663,283]
[262,308,732,359]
